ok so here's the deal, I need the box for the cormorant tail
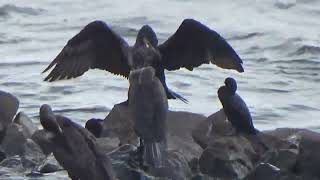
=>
[168,89,188,103]
[143,142,164,168]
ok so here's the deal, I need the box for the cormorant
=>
[40,104,116,180]
[42,19,244,103]
[85,118,103,138]
[218,77,256,135]
[128,66,168,168]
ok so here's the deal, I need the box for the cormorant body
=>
[218,78,256,135]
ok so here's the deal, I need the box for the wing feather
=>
[159,19,244,72]
[43,20,130,81]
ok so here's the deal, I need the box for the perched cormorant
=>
[218,77,256,135]
[40,104,116,180]
[128,66,168,168]
[85,118,103,138]
[42,19,244,103]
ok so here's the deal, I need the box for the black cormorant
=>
[218,77,256,135]
[128,66,168,168]
[85,118,103,138]
[40,104,116,180]
[42,19,244,103]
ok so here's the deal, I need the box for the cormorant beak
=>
[143,38,152,48]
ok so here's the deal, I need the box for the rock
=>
[199,135,256,179]
[103,104,138,145]
[96,137,119,153]
[104,104,206,159]
[109,144,192,180]
[13,112,37,137]
[245,163,281,180]
[1,123,28,156]
[0,90,19,142]
[31,129,53,155]
[39,154,63,173]
[262,148,298,172]
[192,109,228,149]
[292,129,320,179]
[0,155,24,173]
[166,111,206,159]
[21,139,46,169]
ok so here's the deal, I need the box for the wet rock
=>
[13,112,37,137]
[245,163,281,180]
[0,90,19,142]
[31,129,53,155]
[109,144,192,180]
[21,139,46,169]
[0,155,24,175]
[39,154,63,174]
[199,135,256,179]
[1,123,28,156]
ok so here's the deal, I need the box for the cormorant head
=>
[135,25,158,48]
[224,77,237,94]
[211,36,244,73]
[40,104,53,117]
[85,118,103,138]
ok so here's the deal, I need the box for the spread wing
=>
[43,20,130,81]
[159,19,244,72]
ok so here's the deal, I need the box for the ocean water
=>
[0,0,320,133]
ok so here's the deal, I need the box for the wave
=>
[0,61,47,67]
[228,32,264,41]
[291,45,320,56]
[53,106,110,113]
[0,4,44,17]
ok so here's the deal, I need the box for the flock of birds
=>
[40,18,257,173]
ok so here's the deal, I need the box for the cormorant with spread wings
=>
[43,18,244,103]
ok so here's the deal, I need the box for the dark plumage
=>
[40,104,61,135]
[129,66,168,168]
[218,77,256,135]
[43,19,244,103]
[39,104,115,180]
[85,118,103,138]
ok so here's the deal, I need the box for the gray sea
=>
[0,1,320,178]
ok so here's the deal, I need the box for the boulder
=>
[102,104,138,145]
[31,129,53,155]
[21,139,46,169]
[1,123,28,156]
[103,104,206,159]
[199,135,256,179]
[0,90,19,142]
[13,112,37,137]
[245,163,281,180]
[274,129,320,179]
[109,144,192,180]
[38,154,63,173]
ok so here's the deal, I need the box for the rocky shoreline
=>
[0,90,319,180]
